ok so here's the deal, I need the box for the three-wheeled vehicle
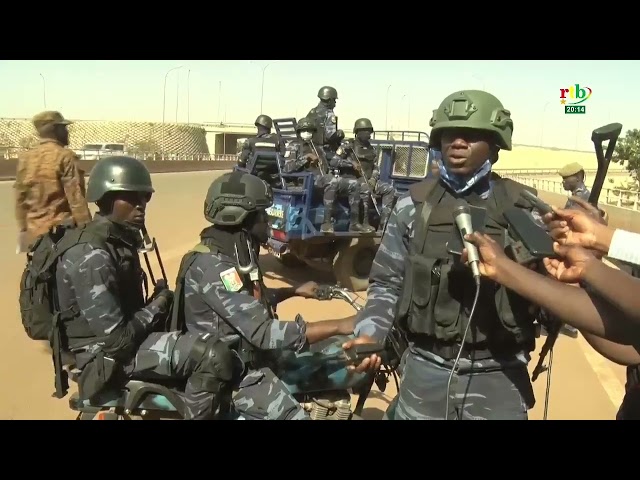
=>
[237,118,436,291]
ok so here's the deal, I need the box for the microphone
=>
[452,199,482,284]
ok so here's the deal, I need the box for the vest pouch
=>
[77,352,121,401]
[432,261,464,341]
[494,284,534,348]
[402,255,440,336]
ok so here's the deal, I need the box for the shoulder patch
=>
[330,115,337,124]
[220,267,243,292]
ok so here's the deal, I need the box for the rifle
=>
[345,145,381,216]
[139,226,168,300]
[531,122,623,420]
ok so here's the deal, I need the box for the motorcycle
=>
[67,285,407,420]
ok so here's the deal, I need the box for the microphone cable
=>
[444,276,481,420]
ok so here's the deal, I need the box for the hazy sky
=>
[0,60,636,151]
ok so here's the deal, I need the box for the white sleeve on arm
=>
[608,229,640,266]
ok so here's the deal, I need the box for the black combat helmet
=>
[204,171,273,226]
[317,86,338,101]
[86,156,154,203]
[296,117,317,132]
[353,118,374,133]
[255,114,273,130]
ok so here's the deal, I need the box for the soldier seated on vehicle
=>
[338,118,396,233]
[237,114,281,169]
[283,118,368,234]
[307,86,345,161]
[51,156,238,420]
[170,171,355,419]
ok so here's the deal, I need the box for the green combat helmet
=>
[296,117,317,132]
[353,118,374,133]
[255,114,273,130]
[86,156,154,203]
[317,86,338,101]
[429,90,514,151]
[204,171,273,226]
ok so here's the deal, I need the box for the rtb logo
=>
[559,84,592,105]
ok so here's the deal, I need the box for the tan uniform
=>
[14,116,92,244]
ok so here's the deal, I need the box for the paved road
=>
[0,171,628,420]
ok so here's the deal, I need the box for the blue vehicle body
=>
[236,121,437,291]
[68,334,374,420]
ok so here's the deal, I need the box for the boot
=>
[361,202,375,234]
[321,206,334,234]
[349,209,374,233]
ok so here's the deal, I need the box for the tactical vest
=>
[350,139,377,179]
[51,219,147,398]
[308,105,337,147]
[170,238,275,365]
[249,133,280,153]
[395,177,538,356]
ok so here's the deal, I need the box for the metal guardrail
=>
[505,174,640,212]
[0,149,237,162]
[494,168,628,176]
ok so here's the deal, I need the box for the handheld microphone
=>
[452,199,482,284]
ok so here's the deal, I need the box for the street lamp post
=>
[250,61,277,114]
[162,65,183,155]
[187,69,190,124]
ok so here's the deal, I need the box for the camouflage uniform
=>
[306,86,345,160]
[171,171,314,419]
[238,115,281,168]
[181,248,310,420]
[283,117,366,233]
[354,90,539,420]
[340,118,396,231]
[14,111,91,245]
[56,157,235,420]
[558,162,591,209]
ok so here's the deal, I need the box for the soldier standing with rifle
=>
[339,118,396,233]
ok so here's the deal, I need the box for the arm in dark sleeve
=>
[353,193,414,342]
[199,264,308,352]
[67,245,167,356]
[266,287,296,306]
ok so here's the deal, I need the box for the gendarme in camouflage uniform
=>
[55,156,235,420]
[171,171,354,419]
[558,161,591,209]
[282,118,366,233]
[349,90,542,420]
[339,118,396,232]
[238,114,281,168]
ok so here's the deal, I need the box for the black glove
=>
[152,280,174,311]
[315,285,333,301]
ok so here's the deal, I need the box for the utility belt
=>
[407,334,518,361]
